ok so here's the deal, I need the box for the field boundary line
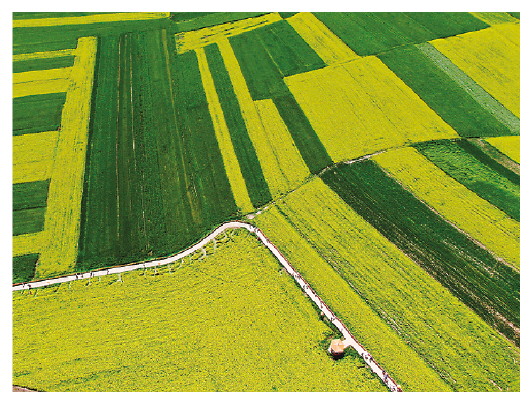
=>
[13,220,402,392]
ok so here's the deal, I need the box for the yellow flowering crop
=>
[285,56,458,163]
[374,147,520,269]
[431,25,519,117]
[486,136,520,163]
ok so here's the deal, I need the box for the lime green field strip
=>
[218,37,306,200]
[13,48,75,62]
[13,67,72,83]
[195,47,254,214]
[486,136,520,163]
[287,12,359,65]
[254,98,310,195]
[176,13,282,54]
[13,232,46,257]
[470,12,519,25]
[274,178,519,391]
[374,147,519,269]
[13,78,70,98]
[253,207,450,392]
[13,161,54,184]
[285,56,458,163]
[35,36,97,279]
[13,131,59,166]
[430,25,519,117]
[13,12,170,28]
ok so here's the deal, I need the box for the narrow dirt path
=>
[12,220,402,392]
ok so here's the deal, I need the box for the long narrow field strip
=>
[13,67,72,83]
[13,12,170,28]
[373,147,520,269]
[173,12,268,33]
[13,232,46,257]
[13,180,50,211]
[13,131,59,165]
[378,45,518,137]
[13,93,67,135]
[287,12,358,65]
[218,37,296,200]
[35,36,97,278]
[254,98,311,195]
[175,13,282,54]
[486,136,520,163]
[13,231,386,392]
[13,78,70,98]
[285,56,458,163]
[322,160,519,343]
[274,178,519,391]
[203,42,272,208]
[253,209,450,392]
[13,48,74,62]
[470,12,520,25]
[13,55,75,74]
[13,161,54,184]
[416,140,519,220]
[196,47,254,214]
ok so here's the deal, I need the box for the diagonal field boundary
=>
[12,220,402,392]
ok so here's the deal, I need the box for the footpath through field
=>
[12,220,402,392]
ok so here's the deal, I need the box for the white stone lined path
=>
[12,220,402,392]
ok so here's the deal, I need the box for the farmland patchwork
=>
[13,12,519,392]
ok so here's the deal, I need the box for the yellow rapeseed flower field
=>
[374,147,520,269]
[285,56,458,163]
[486,136,520,163]
[13,231,385,392]
[35,36,97,278]
[287,12,359,65]
[431,25,520,117]
[253,207,450,392]
[266,178,519,391]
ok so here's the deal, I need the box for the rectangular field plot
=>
[268,178,519,391]
[322,160,519,343]
[13,93,66,136]
[13,231,385,392]
[416,139,519,220]
[285,56,457,163]
[373,147,520,269]
[431,25,519,117]
[77,31,239,271]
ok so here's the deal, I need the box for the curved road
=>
[13,220,402,392]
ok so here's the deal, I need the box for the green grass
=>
[204,42,272,208]
[13,180,49,211]
[254,20,325,77]
[313,12,487,57]
[13,93,66,136]
[13,55,75,73]
[13,254,39,284]
[13,207,46,236]
[321,160,519,344]
[378,45,518,137]
[13,231,385,392]
[77,30,238,271]
[416,140,519,220]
